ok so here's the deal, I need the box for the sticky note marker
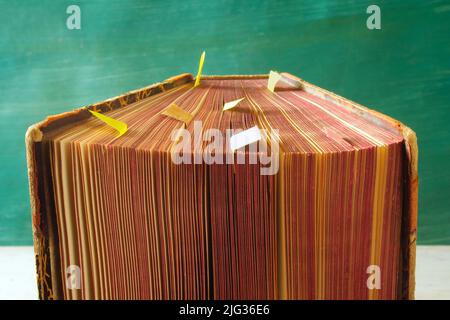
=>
[194,51,206,87]
[267,70,282,92]
[223,97,245,111]
[161,103,193,125]
[229,126,262,151]
[88,110,128,137]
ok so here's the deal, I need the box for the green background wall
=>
[0,0,449,245]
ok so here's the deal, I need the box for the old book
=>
[25,72,418,300]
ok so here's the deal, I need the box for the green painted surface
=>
[0,0,449,245]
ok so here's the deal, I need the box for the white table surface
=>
[0,245,449,300]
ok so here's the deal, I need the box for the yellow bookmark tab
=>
[267,70,282,92]
[88,110,128,137]
[194,51,206,87]
[223,97,245,111]
[161,103,193,125]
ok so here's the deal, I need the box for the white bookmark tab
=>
[229,126,262,151]
[223,97,245,111]
[267,70,283,92]
[279,74,302,88]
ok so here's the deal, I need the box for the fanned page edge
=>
[25,72,417,300]
[281,73,418,300]
[25,73,193,300]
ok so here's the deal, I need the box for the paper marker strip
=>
[161,103,193,125]
[223,97,245,111]
[194,51,206,87]
[229,126,262,151]
[267,70,282,92]
[279,74,302,88]
[88,110,128,137]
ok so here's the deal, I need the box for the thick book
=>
[25,73,418,300]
